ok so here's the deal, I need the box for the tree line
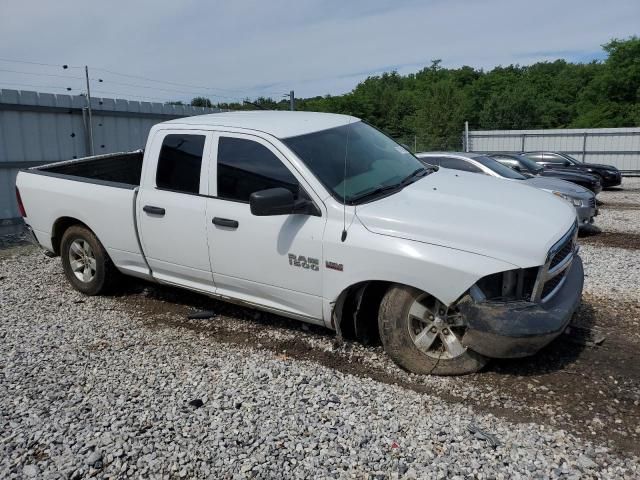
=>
[178,37,639,151]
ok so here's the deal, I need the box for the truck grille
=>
[532,223,578,303]
[541,272,565,299]
[588,197,596,208]
[549,233,574,270]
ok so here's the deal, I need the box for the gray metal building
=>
[0,89,221,220]
[465,127,640,174]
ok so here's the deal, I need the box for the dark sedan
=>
[522,151,622,188]
[490,153,602,194]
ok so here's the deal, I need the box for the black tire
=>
[378,284,488,375]
[60,225,118,295]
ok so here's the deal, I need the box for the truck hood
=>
[355,169,576,268]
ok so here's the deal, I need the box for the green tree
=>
[191,97,213,108]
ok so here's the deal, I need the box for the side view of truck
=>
[16,111,584,375]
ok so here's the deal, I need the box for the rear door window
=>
[156,134,206,194]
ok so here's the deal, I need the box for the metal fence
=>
[464,127,640,174]
[0,89,221,220]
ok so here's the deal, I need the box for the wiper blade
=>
[348,184,402,204]
[348,168,432,204]
[399,167,429,186]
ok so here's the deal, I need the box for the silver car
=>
[416,152,597,229]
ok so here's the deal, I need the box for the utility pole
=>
[84,66,95,155]
[284,90,295,111]
[464,121,469,152]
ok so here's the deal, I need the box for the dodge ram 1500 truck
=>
[16,112,584,375]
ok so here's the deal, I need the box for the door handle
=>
[143,205,166,216]
[213,217,239,229]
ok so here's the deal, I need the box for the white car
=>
[15,112,583,375]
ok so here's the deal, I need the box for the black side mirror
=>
[512,165,522,172]
[250,187,317,216]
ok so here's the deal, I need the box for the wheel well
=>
[333,281,392,345]
[51,217,91,255]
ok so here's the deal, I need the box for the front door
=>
[205,132,326,322]
[137,130,214,292]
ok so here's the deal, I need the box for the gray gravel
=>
[599,177,640,206]
[592,177,640,233]
[579,244,640,300]
[2,249,639,478]
[594,208,640,234]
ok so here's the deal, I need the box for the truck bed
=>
[16,151,149,278]
[35,151,144,187]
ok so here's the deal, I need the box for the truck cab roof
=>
[162,111,357,139]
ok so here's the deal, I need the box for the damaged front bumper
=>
[459,256,584,358]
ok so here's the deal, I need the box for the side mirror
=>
[249,187,316,216]
[512,165,522,172]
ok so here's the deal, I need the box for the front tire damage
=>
[378,285,488,376]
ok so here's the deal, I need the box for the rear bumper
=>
[24,224,40,245]
[24,224,55,256]
[460,256,584,358]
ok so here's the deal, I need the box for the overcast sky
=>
[1,0,638,104]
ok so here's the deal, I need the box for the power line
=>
[1,56,287,101]
[0,57,81,69]
[0,81,78,91]
[0,68,84,80]
[91,67,282,96]
[92,77,243,100]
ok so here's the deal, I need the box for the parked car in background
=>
[16,112,584,376]
[489,153,602,194]
[522,151,622,188]
[416,152,597,229]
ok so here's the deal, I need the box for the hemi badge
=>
[326,261,343,272]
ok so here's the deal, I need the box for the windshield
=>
[284,121,427,204]
[474,155,527,180]
[515,155,544,173]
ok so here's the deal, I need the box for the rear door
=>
[137,129,215,292]
[205,132,326,322]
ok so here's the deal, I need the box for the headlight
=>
[552,191,582,207]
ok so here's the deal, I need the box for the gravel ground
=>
[1,252,638,479]
[589,178,640,234]
[598,177,640,206]
[1,177,639,479]
[580,244,640,300]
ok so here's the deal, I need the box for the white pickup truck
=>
[16,112,584,375]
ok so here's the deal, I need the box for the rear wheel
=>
[378,285,488,375]
[60,225,117,295]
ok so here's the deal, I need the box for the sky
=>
[0,0,638,104]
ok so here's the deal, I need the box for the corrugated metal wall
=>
[0,89,221,219]
[465,127,640,173]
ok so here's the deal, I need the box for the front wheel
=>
[378,285,488,375]
[60,225,118,295]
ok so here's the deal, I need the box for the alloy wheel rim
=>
[407,294,467,360]
[68,239,96,283]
